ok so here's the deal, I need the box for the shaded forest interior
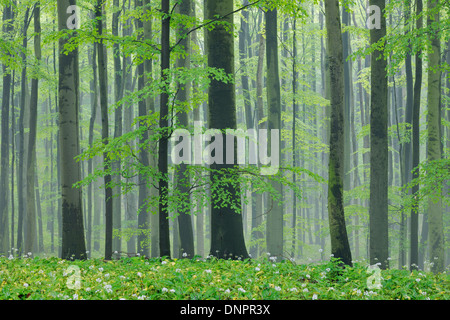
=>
[0,0,449,274]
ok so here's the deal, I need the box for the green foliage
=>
[0,256,448,300]
[403,158,450,209]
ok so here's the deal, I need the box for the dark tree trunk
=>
[112,0,123,254]
[265,7,283,260]
[0,3,13,254]
[95,0,113,260]
[16,7,30,257]
[206,0,249,260]
[175,0,195,259]
[58,0,87,260]
[159,0,171,258]
[25,2,42,255]
[325,0,352,266]
[369,0,389,269]
[410,0,422,271]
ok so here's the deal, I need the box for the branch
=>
[170,0,262,52]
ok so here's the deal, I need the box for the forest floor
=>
[0,255,448,300]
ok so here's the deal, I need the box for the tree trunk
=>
[142,0,159,258]
[95,0,113,260]
[325,0,352,266]
[265,7,283,260]
[134,0,151,257]
[25,2,42,255]
[58,0,87,260]
[409,0,422,271]
[122,0,136,255]
[206,0,249,259]
[16,7,30,257]
[426,0,443,274]
[112,0,123,254]
[159,0,171,258]
[87,35,98,258]
[249,19,264,259]
[369,0,389,269]
[0,3,13,254]
[175,0,195,259]
[291,18,298,258]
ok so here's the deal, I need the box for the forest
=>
[0,0,449,301]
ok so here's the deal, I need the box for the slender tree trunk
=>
[324,0,352,266]
[342,4,351,195]
[249,21,264,259]
[122,0,136,254]
[16,7,30,257]
[175,0,195,259]
[159,0,171,258]
[58,0,87,260]
[291,18,298,258]
[142,0,159,258]
[112,0,123,254]
[10,70,16,251]
[369,0,389,269]
[35,168,44,252]
[87,38,98,258]
[95,0,113,260]
[426,0,443,273]
[134,0,151,257]
[25,2,41,255]
[0,3,13,254]
[265,7,283,260]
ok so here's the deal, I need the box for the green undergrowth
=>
[0,255,448,300]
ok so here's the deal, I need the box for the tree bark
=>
[158,0,171,258]
[206,0,249,259]
[410,0,422,271]
[426,0,443,274]
[175,0,195,259]
[112,0,123,254]
[95,0,113,260]
[0,3,13,254]
[265,7,283,260]
[325,0,352,266]
[25,2,42,255]
[369,0,389,269]
[58,0,87,260]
